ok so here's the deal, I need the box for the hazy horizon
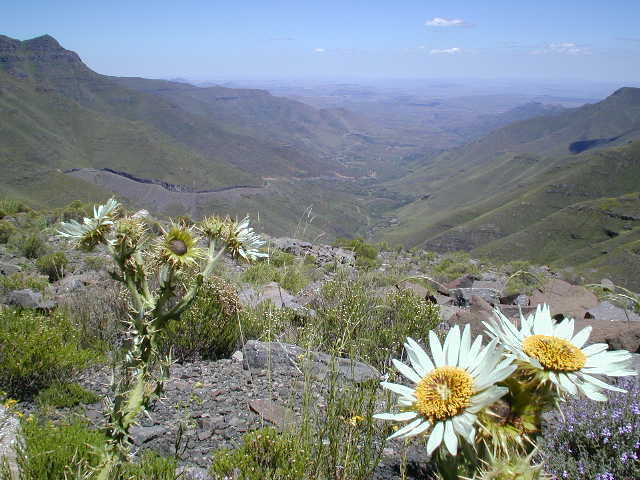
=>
[5,0,640,84]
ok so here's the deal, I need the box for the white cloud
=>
[531,42,591,55]
[314,48,325,53]
[429,47,462,55]
[425,17,470,27]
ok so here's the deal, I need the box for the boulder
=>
[249,399,297,430]
[238,283,303,311]
[394,280,428,299]
[7,289,55,310]
[242,340,380,384]
[585,301,640,322]
[0,405,20,478]
[0,262,21,276]
[574,319,640,353]
[449,287,500,306]
[530,279,598,320]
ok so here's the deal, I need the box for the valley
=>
[1,33,640,288]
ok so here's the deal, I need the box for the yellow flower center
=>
[522,334,586,372]
[414,366,474,421]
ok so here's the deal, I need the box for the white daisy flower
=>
[483,304,637,401]
[228,216,268,262]
[373,325,516,456]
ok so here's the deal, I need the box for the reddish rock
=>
[573,319,640,353]
[394,281,429,299]
[530,279,598,320]
[249,399,297,430]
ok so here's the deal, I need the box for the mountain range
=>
[1,34,639,288]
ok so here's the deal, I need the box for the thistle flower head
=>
[199,215,228,240]
[57,198,119,250]
[484,304,637,401]
[373,325,517,456]
[156,224,203,269]
[114,217,147,253]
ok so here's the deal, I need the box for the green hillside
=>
[375,90,640,287]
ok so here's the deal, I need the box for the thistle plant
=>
[58,200,266,479]
[373,305,637,479]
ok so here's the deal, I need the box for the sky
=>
[4,0,640,82]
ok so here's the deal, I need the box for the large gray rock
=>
[586,301,640,322]
[7,289,55,310]
[0,262,21,276]
[0,405,20,478]
[242,340,380,383]
[238,283,303,310]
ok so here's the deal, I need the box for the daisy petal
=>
[381,382,415,398]
[443,420,458,456]
[429,330,446,367]
[402,420,431,438]
[571,326,592,349]
[426,420,445,456]
[405,337,434,376]
[387,418,424,440]
[373,411,418,422]
[392,359,422,384]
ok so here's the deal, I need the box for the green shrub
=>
[335,237,380,269]
[210,427,307,480]
[0,309,101,398]
[4,417,177,480]
[163,276,242,361]
[84,255,108,271]
[242,260,310,293]
[36,252,69,281]
[8,233,47,259]
[122,450,178,480]
[303,254,317,266]
[432,251,480,281]
[0,221,16,244]
[0,273,48,294]
[299,271,440,369]
[8,417,106,480]
[269,250,296,267]
[242,261,281,285]
[279,266,310,293]
[35,381,99,408]
[0,198,29,218]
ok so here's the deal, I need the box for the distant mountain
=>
[0,34,383,237]
[458,101,566,139]
[377,89,640,289]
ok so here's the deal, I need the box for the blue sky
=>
[4,0,640,81]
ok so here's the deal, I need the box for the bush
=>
[84,255,108,271]
[0,198,29,218]
[242,261,281,285]
[210,427,307,480]
[7,418,106,480]
[241,260,310,293]
[0,273,48,294]
[432,251,480,282]
[300,271,440,369]
[4,417,178,480]
[35,381,99,408]
[539,376,640,479]
[335,237,380,269]
[0,309,101,398]
[162,276,242,361]
[8,233,47,259]
[0,221,16,244]
[269,250,296,267]
[36,252,69,281]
